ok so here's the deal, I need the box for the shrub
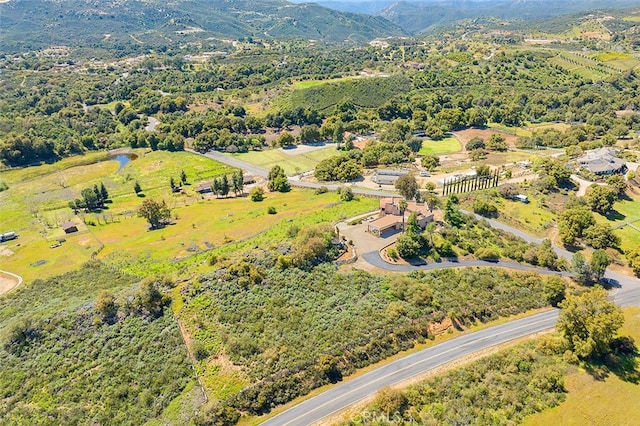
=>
[340,187,354,201]
[192,341,209,361]
[475,247,500,261]
[387,248,398,261]
[267,206,277,214]
[314,186,328,195]
[372,387,408,415]
[250,186,264,201]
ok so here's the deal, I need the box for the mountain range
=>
[299,0,640,34]
[0,0,405,54]
[2,0,640,56]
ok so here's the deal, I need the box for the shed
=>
[514,194,529,203]
[62,221,79,234]
[195,182,213,194]
[372,169,409,185]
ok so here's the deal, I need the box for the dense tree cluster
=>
[69,182,110,212]
[314,154,362,181]
[558,207,619,249]
[558,287,624,359]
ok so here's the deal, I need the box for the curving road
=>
[362,251,571,276]
[262,311,560,426]
[262,217,640,426]
[198,147,640,425]
[189,149,395,198]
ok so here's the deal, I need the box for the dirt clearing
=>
[0,271,20,295]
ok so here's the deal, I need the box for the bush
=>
[192,341,209,361]
[267,206,277,214]
[250,186,264,201]
[314,186,328,195]
[473,198,498,217]
[372,387,408,415]
[340,187,354,201]
[387,248,399,261]
[396,234,422,258]
[475,247,500,261]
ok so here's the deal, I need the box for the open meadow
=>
[226,145,339,175]
[0,149,379,280]
[0,150,234,281]
[523,307,640,426]
[418,137,462,156]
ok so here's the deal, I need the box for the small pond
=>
[106,153,138,171]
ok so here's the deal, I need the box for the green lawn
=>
[227,146,339,175]
[418,137,462,156]
[614,227,640,254]
[596,195,640,252]
[523,308,640,426]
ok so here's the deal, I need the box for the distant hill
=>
[0,0,406,54]
[305,0,640,34]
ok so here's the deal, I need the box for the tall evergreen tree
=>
[221,175,230,197]
[212,178,221,198]
[100,182,109,202]
[232,171,244,196]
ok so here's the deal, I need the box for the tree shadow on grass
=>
[584,337,640,384]
[604,209,626,221]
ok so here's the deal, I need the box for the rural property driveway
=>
[262,216,640,426]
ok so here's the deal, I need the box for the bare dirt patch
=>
[454,128,519,149]
[0,246,14,256]
[0,272,19,295]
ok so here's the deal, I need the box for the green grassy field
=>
[487,122,533,137]
[0,147,378,281]
[595,194,640,252]
[96,189,377,276]
[292,76,357,90]
[418,137,462,156]
[549,56,608,80]
[0,150,235,282]
[227,146,338,175]
[473,193,556,234]
[482,150,541,166]
[523,307,640,426]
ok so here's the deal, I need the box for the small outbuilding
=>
[62,221,78,234]
[195,182,213,194]
[514,194,529,203]
[372,169,409,186]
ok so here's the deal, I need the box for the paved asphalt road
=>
[191,149,270,178]
[263,223,640,426]
[194,148,640,425]
[263,274,640,426]
[261,311,561,426]
[190,149,395,198]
